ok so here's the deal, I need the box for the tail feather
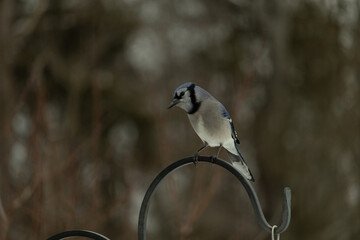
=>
[226,149,255,182]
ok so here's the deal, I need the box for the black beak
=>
[167,99,179,109]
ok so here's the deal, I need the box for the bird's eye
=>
[174,91,185,99]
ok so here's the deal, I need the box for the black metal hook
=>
[46,156,291,240]
[46,230,110,240]
[138,156,291,239]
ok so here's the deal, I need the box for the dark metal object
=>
[46,230,110,240]
[138,156,291,240]
[47,156,291,240]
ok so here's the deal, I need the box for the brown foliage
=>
[0,0,359,239]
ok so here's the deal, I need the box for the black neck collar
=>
[187,84,201,114]
[187,102,201,114]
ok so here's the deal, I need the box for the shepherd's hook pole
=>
[138,156,291,240]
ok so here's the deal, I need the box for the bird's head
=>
[168,82,201,114]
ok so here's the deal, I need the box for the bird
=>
[168,82,255,182]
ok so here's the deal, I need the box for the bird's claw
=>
[193,153,199,167]
[210,155,216,164]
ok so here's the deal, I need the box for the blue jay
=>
[168,82,255,181]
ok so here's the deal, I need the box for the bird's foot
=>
[210,155,216,164]
[193,153,199,167]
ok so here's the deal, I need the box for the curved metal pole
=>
[138,156,291,240]
[46,230,111,240]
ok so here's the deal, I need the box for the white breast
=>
[192,116,219,147]
[187,100,233,148]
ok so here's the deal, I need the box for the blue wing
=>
[221,106,240,144]
[221,106,248,164]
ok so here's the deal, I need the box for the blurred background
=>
[0,0,359,239]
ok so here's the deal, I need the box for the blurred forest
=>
[0,0,359,239]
